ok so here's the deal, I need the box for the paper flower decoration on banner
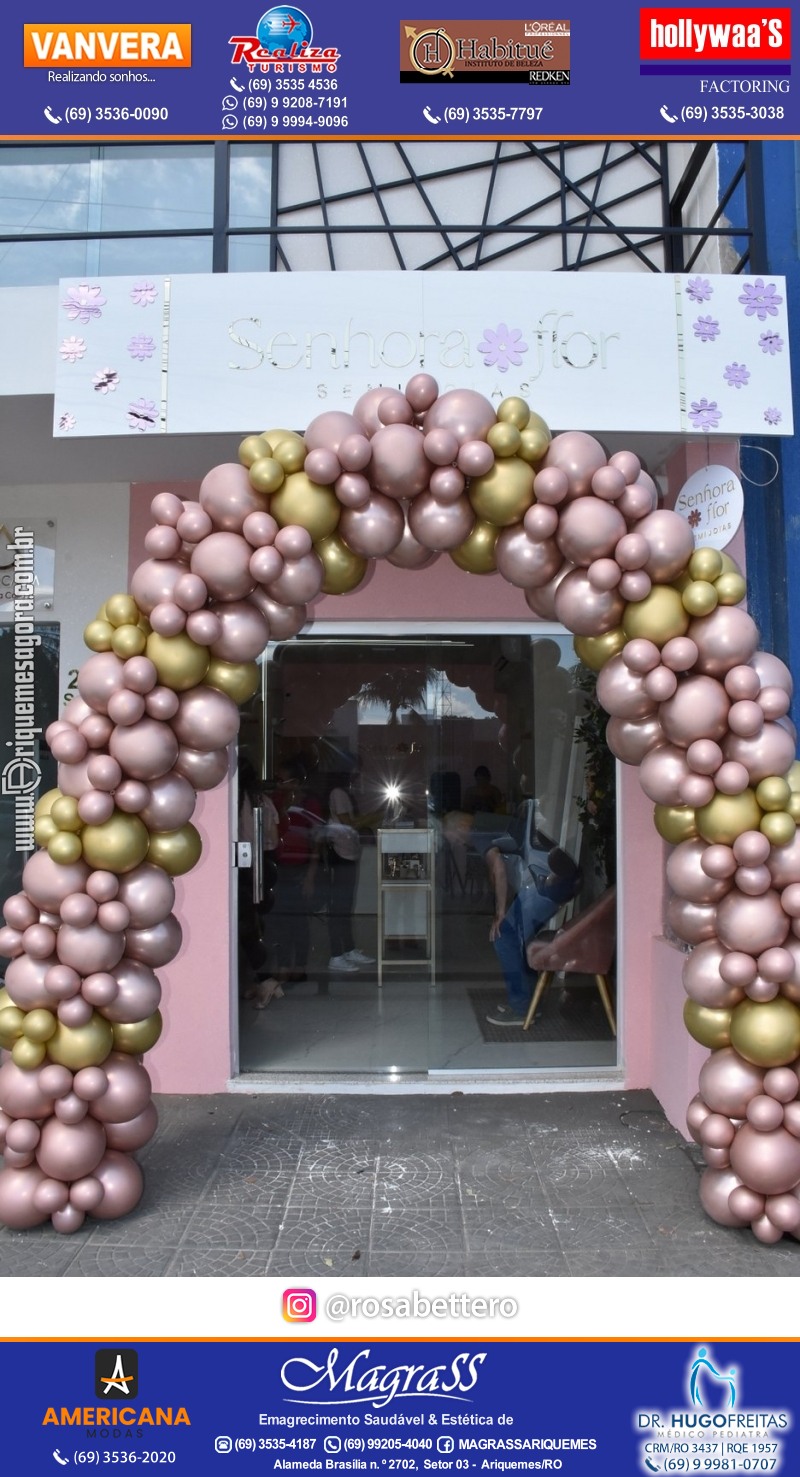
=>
[127,334,155,362]
[130,282,158,307]
[58,412,76,432]
[764,407,783,425]
[92,368,119,395]
[128,396,158,431]
[687,277,712,303]
[759,332,784,356]
[477,324,528,373]
[738,279,783,320]
[61,283,106,323]
[59,336,87,363]
[689,398,722,430]
[693,317,720,343]
[723,363,750,391]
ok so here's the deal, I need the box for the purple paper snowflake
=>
[476,323,528,374]
[759,331,784,356]
[686,277,712,304]
[127,333,156,361]
[59,335,87,363]
[93,367,119,395]
[130,281,158,307]
[58,412,76,432]
[689,398,722,431]
[128,396,158,432]
[764,407,783,426]
[692,315,719,343]
[738,278,783,320]
[687,509,702,529]
[61,282,106,324]
[723,362,750,390]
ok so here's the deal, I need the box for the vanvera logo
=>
[23,23,192,67]
[280,1349,487,1409]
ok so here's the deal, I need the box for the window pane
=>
[229,144,272,229]
[97,234,213,276]
[0,235,91,286]
[228,233,270,272]
[96,145,214,232]
[0,147,93,235]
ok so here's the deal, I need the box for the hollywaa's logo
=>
[281,1347,487,1410]
[229,6,339,74]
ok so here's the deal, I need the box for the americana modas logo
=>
[95,1349,139,1399]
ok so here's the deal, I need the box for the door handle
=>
[252,806,265,904]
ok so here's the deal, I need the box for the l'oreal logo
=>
[281,1348,487,1409]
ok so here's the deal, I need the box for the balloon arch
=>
[2,377,800,1243]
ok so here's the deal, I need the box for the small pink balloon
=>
[767,832,800,890]
[687,1093,712,1142]
[700,1112,736,1148]
[745,975,779,1002]
[495,528,562,591]
[609,449,641,483]
[265,551,324,606]
[151,491,184,526]
[765,1192,800,1233]
[45,964,81,1000]
[714,760,750,795]
[33,1177,70,1214]
[728,699,764,738]
[113,781,151,815]
[679,773,716,808]
[175,505,213,545]
[733,829,771,866]
[145,524,182,559]
[422,387,495,445]
[304,447,340,485]
[185,609,222,647]
[666,895,717,945]
[699,1047,764,1116]
[73,1066,109,1102]
[386,521,438,571]
[725,664,762,701]
[643,666,677,702]
[337,433,372,472]
[6,1119,41,1154]
[104,1101,159,1152]
[0,925,23,958]
[107,689,147,727]
[587,559,622,592]
[51,1203,87,1234]
[55,1090,90,1122]
[408,492,475,552]
[533,466,569,506]
[62,697,94,729]
[124,915,182,968]
[198,462,267,533]
[149,600,187,637]
[423,428,459,466]
[50,727,89,765]
[429,466,465,503]
[750,650,794,697]
[242,510,278,548]
[335,472,372,508]
[82,972,120,1008]
[58,996,95,1028]
[97,900,131,933]
[3,1147,35,1171]
[60,893,97,927]
[0,1166,50,1228]
[457,439,494,478]
[759,685,791,721]
[623,639,661,674]
[4,894,39,931]
[729,1183,765,1220]
[682,939,743,1008]
[699,1167,749,1227]
[173,572,209,613]
[719,950,758,987]
[89,1054,152,1125]
[109,717,179,782]
[785,1102,800,1137]
[77,790,115,826]
[746,1094,785,1131]
[145,686,180,722]
[619,570,653,603]
[21,923,57,959]
[605,714,665,766]
[781,884,800,918]
[70,1175,105,1212]
[88,1150,144,1219]
[79,714,114,751]
[250,545,284,585]
[523,503,559,541]
[661,675,730,747]
[554,569,625,637]
[764,1067,800,1103]
[405,373,439,413]
[87,756,123,793]
[339,495,405,559]
[190,531,255,602]
[615,532,650,571]
[661,637,699,673]
[702,845,738,881]
[686,739,723,775]
[596,655,656,720]
[174,744,230,791]
[618,483,657,521]
[758,946,793,983]
[735,865,772,897]
[591,465,626,502]
[702,1145,731,1169]
[730,1123,800,1195]
[378,392,414,426]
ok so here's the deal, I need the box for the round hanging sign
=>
[673,464,744,550]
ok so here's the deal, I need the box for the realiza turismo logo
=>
[229,6,340,74]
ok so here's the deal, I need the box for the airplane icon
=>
[282,15,299,31]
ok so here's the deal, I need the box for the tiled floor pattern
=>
[2,1091,798,1277]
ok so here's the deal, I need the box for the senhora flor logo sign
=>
[280,1348,487,1410]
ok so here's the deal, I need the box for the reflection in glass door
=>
[237,631,617,1077]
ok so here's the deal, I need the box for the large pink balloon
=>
[767,832,800,890]
[89,1150,144,1219]
[386,519,438,570]
[190,532,255,602]
[22,853,90,913]
[305,410,364,454]
[124,915,182,968]
[0,1166,49,1228]
[115,864,176,929]
[5,954,59,1010]
[723,722,796,785]
[667,840,732,905]
[36,1116,106,1181]
[635,510,694,582]
[56,756,94,799]
[730,1123,800,1195]
[690,606,760,678]
[596,655,656,720]
[339,494,404,557]
[264,552,324,605]
[639,744,691,805]
[57,922,126,974]
[77,653,127,716]
[174,744,230,791]
[0,1061,57,1119]
[666,896,717,945]
[606,714,666,765]
[716,889,789,954]
[751,650,794,697]
[131,558,187,615]
[542,432,607,497]
[198,463,267,532]
[369,423,433,501]
[171,687,240,752]
[524,563,571,620]
[555,499,626,566]
[249,590,308,639]
[554,569,624,636]
[110,718,179,782]
[104,1102,159,1152]
[422,388,496,445]
[89,1053,152,1124]
[408,493,475,551]
[139,772,196,831]
[660,676,731,746]
[495,527,562,590]
[699,1047,764,1116]
[209,601,269,662]
[699,1166,749,1227]
[683,940,745,1008]
[103,958,162,1022]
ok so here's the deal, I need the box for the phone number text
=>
[63,107,168,122]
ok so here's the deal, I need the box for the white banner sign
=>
[52,270,793,438]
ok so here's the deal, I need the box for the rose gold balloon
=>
[274,525,313,559]
[149,601,186,638]
[265,551,324,605]
[171,686,239,752]
[668,841,732,905]
[730,1122,800,1195]
[50,727,88,764]
[0,925,23,958]
[131,558,187,615]
[78,716,113,752]
[682,940,744,1008]
[745,976,779,1003]
[422,388,496,445]
[495,527,562,590]
[699,1167,749,1226]
[102,958,162,1022]
[457,440,494,477]
[700,1112,736,1148]
[139,772,196,831]
[767,832,800,889]
[88,1150,144,1219]
[618,481,658,522]
[643,666,677,703]
[176,507,213,546]
[746,1093,785,1131]
[174,744,229,791]
[152,492,184,526]
[60,893,97,927]
[405,373,439,413]
[304,447,340,485]
[5,955,57,1010]
[4,894,39,930]
[733,830,771,867]
[22,922,58,958]
[115,780,151,814]
[660,676,730,746]
[524,563,571,620]
[680,773,716,808]
[115,864,176,929]
[190,532,255,602]
[764,1066,800,1103]
[335,473,372,508]
[339,494,404,558]
[429,466,466,503]
[555,568,625,637]
[765,1192,800,1232]
[699,1047,764,1116]
[556,498,626,566]
[686,1093,712,1142]
[533,467,569,507]
[408,493,475,551]
[596,655,656,720]
[736,865,772,897]
[634,510,694,582]
[98,902,129,932]
[591,465,626,502]
[107,689,147,727]
[759,686,791,721]
[716,889,789,954]
[714,761,751,795]
[87,755,123,793]
[81,973,120,1008]
[305,410,364,454]
[124,915,182,968]
[378,392,413,426]
[423,428,459,466]
[57,756,93,798]
[89,1053,152,1124]
[78,652,127,715]
[56,922,126,974]
[110,718,179,782]
[35,1115,106,1180]
[703,1145,731,1169]
[104,1101,159,1152]
[208,601,269,663]
[0,1166,49,1228]
[52,1203,86,1234]
[690,606,760,678]
[751,650,794,697]
[33,1177,70,1214]
[145,524,182,559]
[386,520,438,570]
[639,744,690,805]
[249,546,284,585]
[785,1102,800,1136]
[723,722,796,786]
[199,462,267,532]
[729,1183,766,1219]
[782,884,800,917]
[667,895,717,944]
[368,423,433,501]
[619,570,652,603]
[758,946,793,983]
[524,504,559,542]
[54,1083,90,1116]
[606,714,666,766]
[69,1175,105,1212]
[728,700,764,738]
[337,433,372,472]
[242,510,279,548]
[185,610,222,647]
[542,431,607,497]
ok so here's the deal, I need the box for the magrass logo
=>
[400,18,571,85]
[229,6,340,74]
[95,1349,139,1399]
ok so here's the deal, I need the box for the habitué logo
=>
[95,1349,139,1399]
[400,18,571,85]
[229,6,340,73]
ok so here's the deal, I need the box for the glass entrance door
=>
[236,631,618,1077]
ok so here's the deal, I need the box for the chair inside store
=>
[523,885,617,1036]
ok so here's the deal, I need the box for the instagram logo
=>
[283,1288,317,1322]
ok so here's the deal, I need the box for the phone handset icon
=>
[53,1452,69,1467]
[660,105,678,123]
[423,105,441,124]
[44,106,62,124]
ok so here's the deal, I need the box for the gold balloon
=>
[51,796,81,833]
[450,520,499,575]
[35,788,62,821]
[681,580,719,617]
[487,423,522,458]
[112,1010,163,1055]
[271,471,341,542]
[271,434,307,474]
[683,1000,732,1049]
[137,616,152,636]
[105,593,139,629]
[654,804,698,844]
[756,776,792,812]
[248,455,285,495]
[689,548,724,582]
[468,457,535,528]
[111,623,147,659]
[730,997,800,1067]
[623,586,690,646]
[573,629,627,672]
[788,793,800,822]
[146,631,210,692]
[715,572,747,606]
[84,618,114,652]
[760,811,796,847]
[81,811,150,874]
[48,832,84,865]
[0,1004,24,1049]
[696,789,762,845]
[47,1013,114,1069]
[22,1007,57,1043]
[518,425,551,465]
[205,659,261,705]
[315,533,368,595]
[238,433,272,468]
[12,1038,46,1069]
[787,761,800,795]
[96,602,109,622]
[497,396,531,429]
[33,817,58,847]
[719,551,743,577]
[147,823,203,876]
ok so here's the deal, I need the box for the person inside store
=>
[269,757,323,996]
[237,758,281,1009]
[462,764,504,815]
[315,770,375,974]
